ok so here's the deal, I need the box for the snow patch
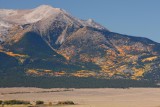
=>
[23,5,63,24]
[0,20,12,28]
[0,5,108,41]
[0,9,17,18]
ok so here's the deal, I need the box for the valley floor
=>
[0,88,160,107]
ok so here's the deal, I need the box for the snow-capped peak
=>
[0,5,108,41]
[36,5,53,9]
[0,5,106,29]
[36,5,68,14]
[87,19,94,23]
[35,5,63,13]
[23,5,65,24]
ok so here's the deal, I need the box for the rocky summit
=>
[0,5,160,87]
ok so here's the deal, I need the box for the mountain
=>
[0,5,160,88]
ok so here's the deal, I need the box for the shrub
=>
[57,101,75,105]
[0,100,2,104]
[36,101,44,105]
[48,102,52,106]
[4,100,30,105]
[27,105,37,107]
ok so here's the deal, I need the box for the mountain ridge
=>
[0,5,160,87]
[0,5,107,42]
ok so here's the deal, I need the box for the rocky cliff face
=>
[0,5,160,83]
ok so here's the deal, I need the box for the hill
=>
[0,5,160,87]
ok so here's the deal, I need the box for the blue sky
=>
[0,0,160,43]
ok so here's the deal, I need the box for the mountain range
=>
[0,5,160,87]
